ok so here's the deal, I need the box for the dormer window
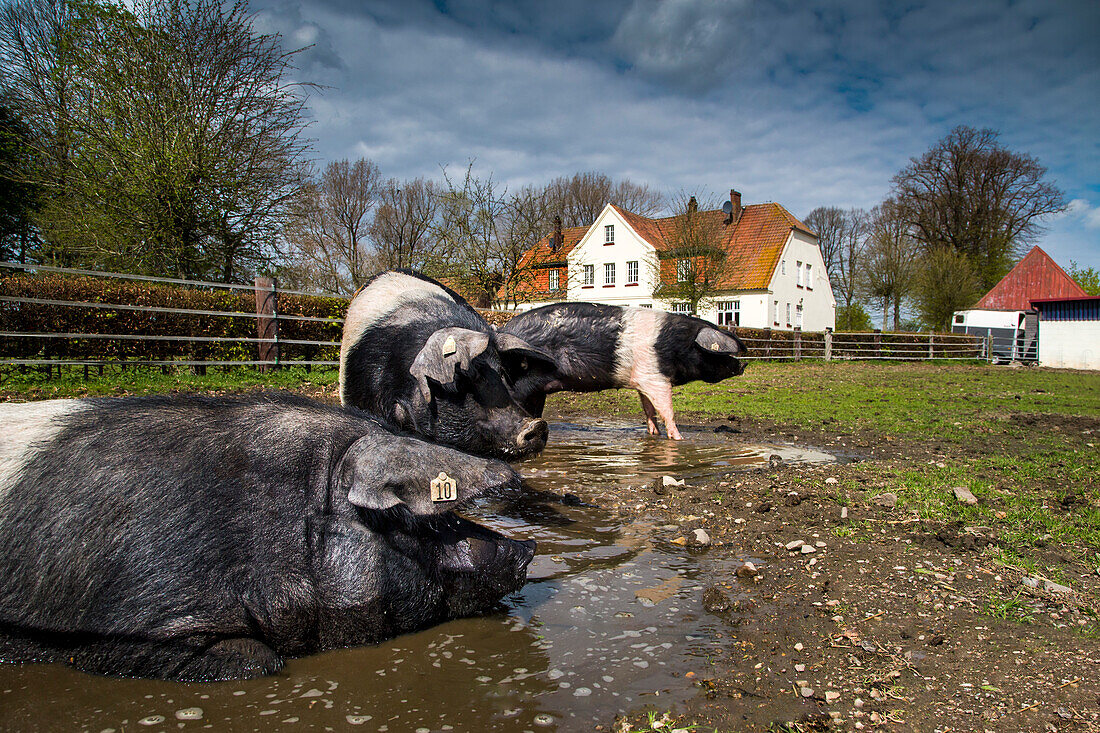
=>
[604,225,615,244]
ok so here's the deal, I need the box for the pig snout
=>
[516,418,548,453]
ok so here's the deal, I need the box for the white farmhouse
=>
[504,190,835,331]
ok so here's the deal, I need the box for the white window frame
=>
[796,260,804,287]
[548,269,559,291]
[795,303,803,329]
[786,302,791,326]
[604,262,616,285]
[676,259,692,282]
[583,264,594,286]
[805,263,813,290]
[717,300,740,326]
[604,224,614,244]
[773,299,779,326]
[626,260,639,284]
[671,302,692,314]
[781,260,786,275]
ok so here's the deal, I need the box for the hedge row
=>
[0,274,346,364]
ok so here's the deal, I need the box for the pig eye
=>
[519,358,528,371]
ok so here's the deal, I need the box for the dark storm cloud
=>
[248,0,1100,268]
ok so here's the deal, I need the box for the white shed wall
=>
[1037,320,1100,370]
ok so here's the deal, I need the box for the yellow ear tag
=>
[711,343,720,350]
[442,336,457,356]
[430,472,457,502]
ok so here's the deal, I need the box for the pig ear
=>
[695,327,744,355]
[409,327,491,402]
[495,332,556,367]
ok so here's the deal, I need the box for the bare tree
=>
[803,206,845,280]
[282,158,380,294]
[891,126,1066,290]
[434,162,508,307]
[545,171,663,227]
[862,201,921,331]
[496,184,556,308]
[831,208,868,319]
[652,193,730,315]
[369,177,439,273]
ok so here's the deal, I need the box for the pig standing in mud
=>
[0,393,535,681]
[340,270,555,460]
[502,302,747,440]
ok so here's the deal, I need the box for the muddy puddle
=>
[0,420,840,732]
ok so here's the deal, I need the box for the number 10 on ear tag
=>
[431,472,457,502]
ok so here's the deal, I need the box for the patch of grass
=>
[0,364,338,400]
[983,590,1036,625]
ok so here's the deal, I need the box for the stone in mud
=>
[785,539,806,551]
[662,475,686,488]
[755,501,773,513]
[783,491,803,507]
[952,486,978,505]
[690,528,711,547]
[736,561,759,578]
[873,492,898,508]
[768,454,784,468]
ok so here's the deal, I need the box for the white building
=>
[1032,297,1100,370]
[505,191,836,331]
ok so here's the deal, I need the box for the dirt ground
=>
[539,403,1100,733]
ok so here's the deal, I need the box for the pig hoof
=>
[668,431,684,441]
[180,638,284,681]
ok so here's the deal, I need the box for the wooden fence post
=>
[824,329,833,361]
[928,331,934,359]
[255,276,279,371]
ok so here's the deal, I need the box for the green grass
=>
[0,364,339,400]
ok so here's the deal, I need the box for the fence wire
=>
[1,264,1008,371]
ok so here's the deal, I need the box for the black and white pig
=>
[501,302,747,440]
[0,393,535,681]
[340,270,555,460]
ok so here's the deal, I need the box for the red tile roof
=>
[502,225,588,300]
[973,246,1088,311]
[611,202,812,291]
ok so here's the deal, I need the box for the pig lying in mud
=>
[502,303,747,440]
[340,270,555,460]
[0,393,535,681]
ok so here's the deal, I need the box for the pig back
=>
[0,394,362,642]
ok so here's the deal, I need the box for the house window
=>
[671,302,692,314]
[781,260,786,275]
[954,314,964,324]
[717,300,740,326]
[795,303,803,329]
[676,259,692,282]
[604,262,616,285]
[773,299,779,326]
[786,303,791,326]
[626,260,639,284]
[796,260,804,288]
[548,269,559,291]
[805,263,813,290]
[640,303,653,308]
[604,225,614,244]
[583,264,594,286]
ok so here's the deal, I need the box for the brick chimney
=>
[550,215,563,252]
[728,189,742,224]
[688,196,698,214]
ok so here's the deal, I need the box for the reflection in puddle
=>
[0,420,839,732]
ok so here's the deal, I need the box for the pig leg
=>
[68,635,284,681]
[638,391,660,436]
[638,383,682,441]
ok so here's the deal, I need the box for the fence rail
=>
[1,264,1017,373]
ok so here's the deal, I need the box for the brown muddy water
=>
[0,420,841,732]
